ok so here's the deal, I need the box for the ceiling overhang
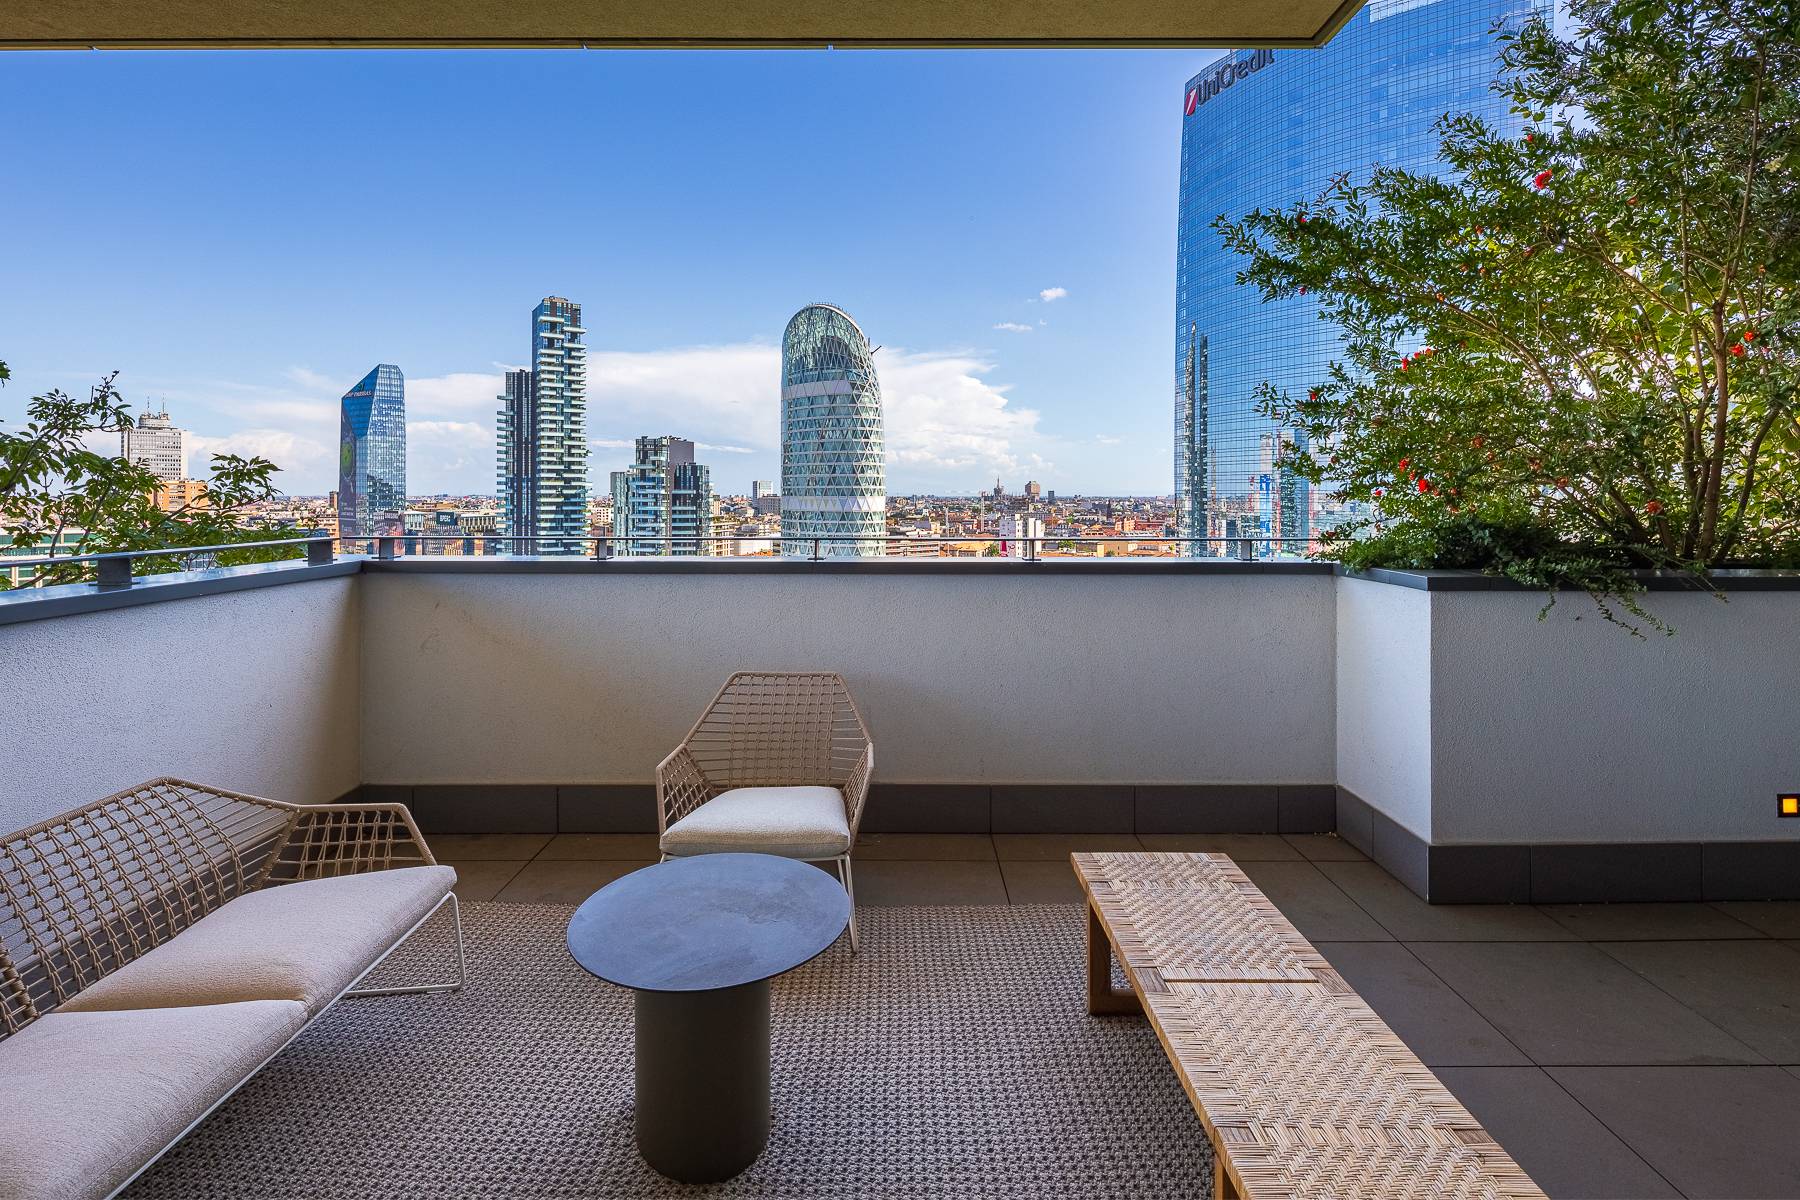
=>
[2,0,1367,51]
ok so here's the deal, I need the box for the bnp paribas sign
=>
[1185,49,1275,114]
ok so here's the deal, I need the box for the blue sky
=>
[0,49,1224,496]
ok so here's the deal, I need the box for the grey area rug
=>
[127,902,1214,1199]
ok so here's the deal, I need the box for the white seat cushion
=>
[661,785,852,860]
[0,1000,309,1200]
[61,865,456,1017]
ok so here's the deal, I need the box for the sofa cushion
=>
[661,785,851,860]
[0,1000,308,1200]
[61,865,456,1017]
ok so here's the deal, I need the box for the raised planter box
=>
[1336,571,1800,902]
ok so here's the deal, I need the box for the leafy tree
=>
[1219,0,1800,630]
[1,367,298,588]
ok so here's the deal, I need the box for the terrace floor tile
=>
[1538,902,1765,941]
[1317,941,1529,1067]
[1234,859,1393,941]
[999,860,1088,905]
[1318,861,1574,942]
[1597,940,1800,1064]
[1548,1065,1800,1199]
[1408,941,1766,1066]
[425,834,551,861]
[1281,833,1368,862]
[537,833,663,859]
[442,859,529,903]
[854,833,997,861]
[1135,833,1304,861]
[1432,1067,1679,1199]
[494,859,653,904]
[1710,901,1800,938]
[852,859,1008,907]
[993,833,1143,860]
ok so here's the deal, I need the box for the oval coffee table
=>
[566,852,851,1183]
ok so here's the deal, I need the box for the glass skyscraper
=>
[780,304,886,558]
[1175,0,1540,553]
[610,436,713,556]
[337,363,406,540]
[496,297,588,554]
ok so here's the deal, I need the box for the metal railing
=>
[2,532,1318,590]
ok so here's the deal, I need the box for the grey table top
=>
[566,852,851,993]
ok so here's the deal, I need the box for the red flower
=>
[1416,477,1432,494]
[1435,292,1446,302]
[1299,287,1308,295]
[1401,357,1411,370]
[1525,132,1535,143]
[1533,170,1552,189]
[1372,488,1385,498]
[1470,435,1485,448]
[1645,500,1664,515]
[1397,458,1410,473]
[1731,343,1745,357]
[1744,329,1757,342]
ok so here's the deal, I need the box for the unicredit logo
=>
[1186,48,1274,113]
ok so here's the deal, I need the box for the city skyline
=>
[0,49,1211,498]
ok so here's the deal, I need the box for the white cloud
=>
[881,350,1049,482]
[1094,434,1123,446]
[992,322,1033,334]
[135,339,1054,496]
[1038,287,1068,303]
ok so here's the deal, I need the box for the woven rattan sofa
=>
[0,778,464,1200]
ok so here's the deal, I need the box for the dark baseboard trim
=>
[346,780,1799,902]
[351,781,1339,837]
[1337,787,1800,903]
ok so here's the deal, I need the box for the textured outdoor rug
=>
[126,902,1213,1199]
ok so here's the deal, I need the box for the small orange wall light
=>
[1781,794,1800,818]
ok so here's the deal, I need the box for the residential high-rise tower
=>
[610,436,713,556]
[497,296,588,554]
[338,364,406,540]
[780,304,885,558]
[1174,0,1540,553]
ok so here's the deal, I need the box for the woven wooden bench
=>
[1073,851,1546,1200]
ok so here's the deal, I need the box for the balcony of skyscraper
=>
[4,526,1799,1199]
[5,0,1799,1197]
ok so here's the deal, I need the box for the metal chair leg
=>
[836,855,860,953]
[348,891,467,998]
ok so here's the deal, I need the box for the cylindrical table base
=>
[634,979,771,1183]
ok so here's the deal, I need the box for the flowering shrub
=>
[1217,0,1799,633]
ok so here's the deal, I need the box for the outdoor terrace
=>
[3,545,1798,1199]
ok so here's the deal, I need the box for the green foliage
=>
[1217,0,1800,628]
[0,368,295,588]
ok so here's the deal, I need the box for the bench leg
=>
[1086,903,1142,1016]
[1214,1149,1240,1199]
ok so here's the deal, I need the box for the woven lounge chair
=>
[656,672,873,951]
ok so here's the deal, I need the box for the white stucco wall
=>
[1334,576,1434,840]
[1429,588,1800,843]
[0,577,361,834]
[358,571,1338,786]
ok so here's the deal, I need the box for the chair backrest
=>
[686,672,871,790]
[0,778,296,1039]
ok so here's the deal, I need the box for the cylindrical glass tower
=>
[780,303,886,558]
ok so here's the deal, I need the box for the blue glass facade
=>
[1175,0,1541,553]
[338,363,405,539]
[780,304,886,558]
